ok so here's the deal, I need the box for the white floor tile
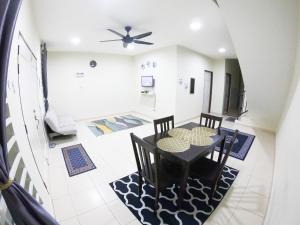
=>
[205,204,235,225]
[228,207,264,225]
[71,187,105,215]
[67,173,95,194]
[127,220,141,225]
[95,182,118,203]
[108,200,136,225]
[237,191,269,217]
[60,217,80,225]
[53,195,76,222]
[78,205,117,225]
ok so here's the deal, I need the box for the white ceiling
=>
[31,0,236,58]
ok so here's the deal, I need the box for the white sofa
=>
[44,109,77,138]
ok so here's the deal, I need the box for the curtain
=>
[0,0,59,224]
[41,42,49,111]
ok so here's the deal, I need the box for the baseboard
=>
[235,118,275,134]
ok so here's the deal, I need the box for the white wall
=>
[217,0,300,223]
[133,45,225,122]
[6,0,52,212]
[211,59,225,114]
[218,0,299,131]
[133,46,178,119]
[175,46,214,122]
[264,5,300,224]
[48,52,135,120]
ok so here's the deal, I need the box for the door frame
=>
[223,73,232,114]
[204,70,213,113]
[17,33,48,189]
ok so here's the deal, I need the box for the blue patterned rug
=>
[62,144,96,177]
[88,114,150,137]
[110,166,239,225]
[216,127,255,160]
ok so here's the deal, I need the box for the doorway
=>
[223,73,232,114]
[17,34,48,186]
[202,70,213,113]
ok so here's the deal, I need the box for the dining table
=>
[143,122,224,207]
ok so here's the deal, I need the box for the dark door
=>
[223,73,231,114]
[202,71,213,113]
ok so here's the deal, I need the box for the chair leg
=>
[210,149,215,160]
[138,176,143,198]
[208,186,216,205]
[154,188,159,214]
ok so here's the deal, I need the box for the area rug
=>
[87,114,150,137]
[216,127,255,160]
[110,166,239,225]
[62,144,96,177]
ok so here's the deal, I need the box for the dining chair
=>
[200,113,223,129]
[130,133,181,213]
[153,115,174,135]
[190,130,238,204]
[200,113,223,159]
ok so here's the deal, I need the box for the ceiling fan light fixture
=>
[127,43,135,50]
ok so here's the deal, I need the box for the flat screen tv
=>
[141,76,154,87]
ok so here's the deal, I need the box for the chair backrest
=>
[153,115,174,135]
[213,130,239,189]
[200,113,223,129]
[130,133,159,185]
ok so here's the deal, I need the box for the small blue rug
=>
[110,166,239,225]
[216,127,255,160]
[62,144,96,177]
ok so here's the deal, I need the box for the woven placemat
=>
[157,137,190,153]
[190,133,213,146]
[191,127,216,136]
[168,128,192,141]
[190,127,216,146]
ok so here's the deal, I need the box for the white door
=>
[202,71,212,113]
[18,36,48,186]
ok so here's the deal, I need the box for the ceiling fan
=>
[100,26,154,48]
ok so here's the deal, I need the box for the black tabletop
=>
[143,122,222,164]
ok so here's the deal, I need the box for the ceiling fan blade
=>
[134,40,154,45]
[132,32,152,39]
[99,39,123,42]
[107,29,125,38]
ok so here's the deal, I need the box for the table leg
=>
[177,163,190,208]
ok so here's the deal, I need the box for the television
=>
[141,76,154,87]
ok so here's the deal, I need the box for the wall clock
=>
[90,60,97,68]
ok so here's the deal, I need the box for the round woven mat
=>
[191,127,216,136]
[168,128,192,141]
[157,137,190,153]
[190,127,216,146]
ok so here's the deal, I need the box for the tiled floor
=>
[47,112,275,225]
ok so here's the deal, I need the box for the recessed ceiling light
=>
[127,43,135,50]
[190,22,202,31]
[218,48,226,53]
[70,37,81,45]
